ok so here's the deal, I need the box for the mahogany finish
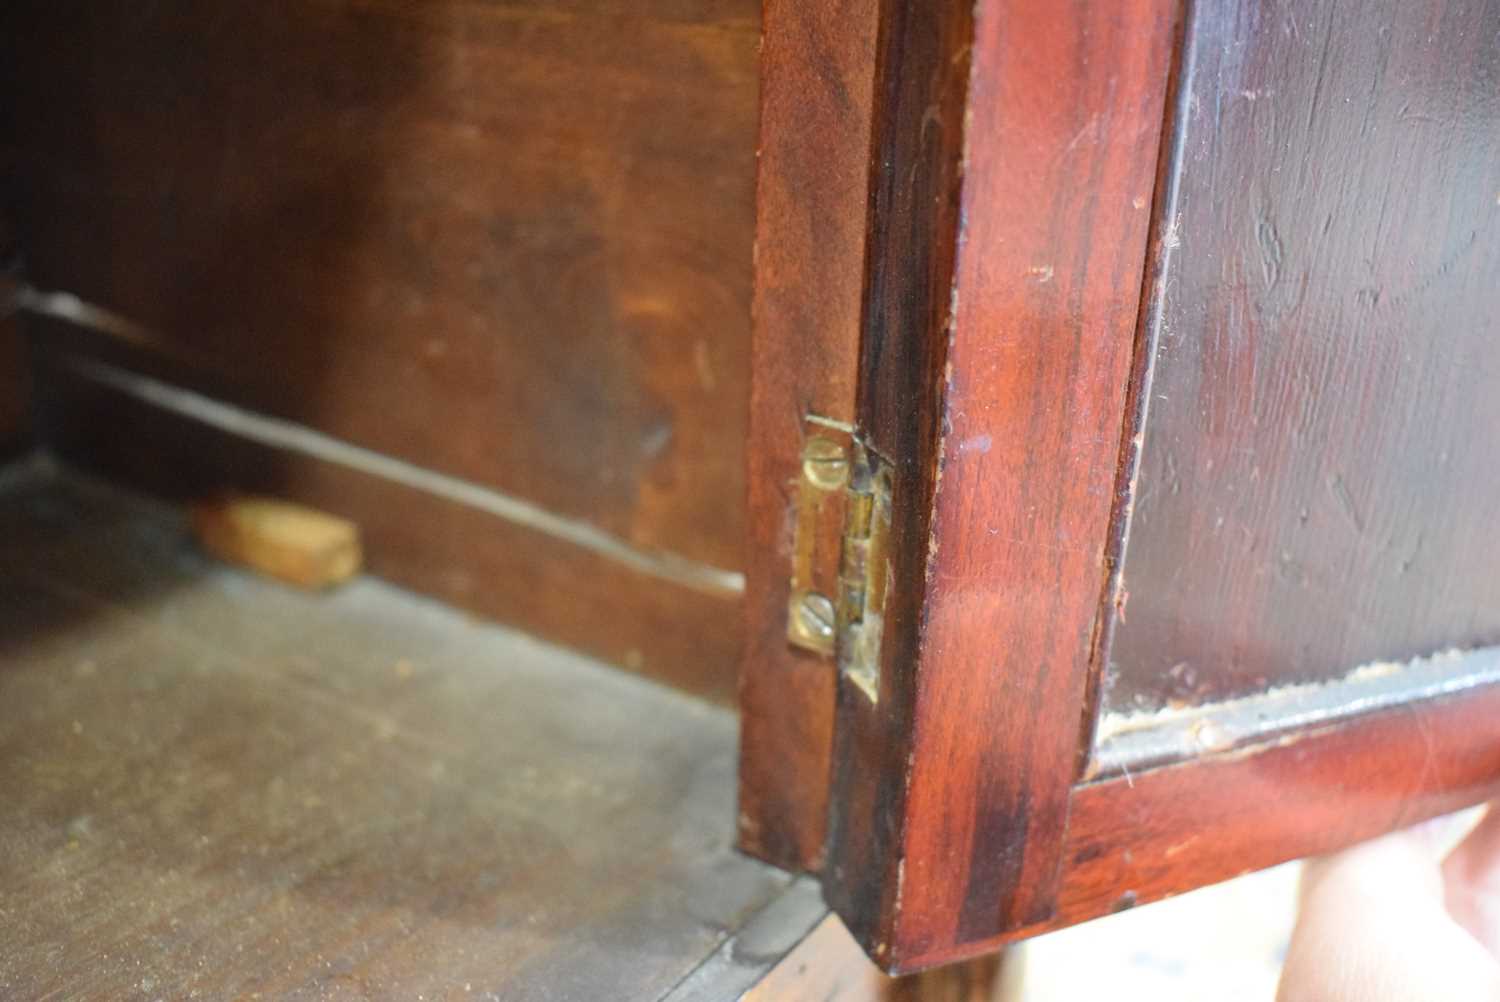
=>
[916,668,1500,969]
[822,0,1178,968]
[1104,0,1500,713]
[814,0,1500,974]
[822,0,973,964]
[738,0,878,869]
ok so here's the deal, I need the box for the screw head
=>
[801,437,849,490]
[788,591,837,653]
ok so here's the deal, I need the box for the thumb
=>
[1279,829,1500,1002]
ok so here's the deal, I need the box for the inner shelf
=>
[0,458,799,1000]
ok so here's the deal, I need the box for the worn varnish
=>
[1061,674,1500,930]
[822,0,1178,969]
[1102,0,1500,714]
[914,663,1500,969]
[737,0,879,871]
[820,0,974,966]
[0,466,792,1000]
[0,0,758,693]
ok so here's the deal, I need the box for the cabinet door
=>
[741,0,1500,974]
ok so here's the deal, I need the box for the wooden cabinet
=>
[741,0,1500,975]
[3,0,1499,993]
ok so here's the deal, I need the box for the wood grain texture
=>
[822,0,1177,970]
[0,466,791,1001]
[737,0,878,871]
[839,0,1500,970]
[904,669,1500,969]
[37,356,743,702]
[822,0,975,966]
[1102,0,1500,714]
[0,0,756,572]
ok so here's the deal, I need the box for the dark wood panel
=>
[822,0,1177,971]
[0,314,24,453]
[36,353,743,702]
[1104,0,1500,713]
[0,466,789,1000]
[895,666,1500,970]
[737,0,878,872]
[0,215,24,453]
[0,0,757,571]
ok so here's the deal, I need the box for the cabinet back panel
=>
[0,0,758,696]
[1104,0,1500,716]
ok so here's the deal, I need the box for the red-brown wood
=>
[737,0,879,869]
[821,0,974,964]
[904,670,1500,969]
[822,0,1179,969]
[824,0,1500,974]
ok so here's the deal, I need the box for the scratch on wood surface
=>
[1161,213,1182,252]
[1090,646,1494,780]
[1327,473,1366,535]
[1405,699,1437,803]
[1163,835,1200,859]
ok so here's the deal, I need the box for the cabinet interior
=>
[0,2,813,997]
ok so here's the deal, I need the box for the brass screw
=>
[801,437,849,490]
[789,591,837,651]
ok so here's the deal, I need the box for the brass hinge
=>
[787,422,893,703]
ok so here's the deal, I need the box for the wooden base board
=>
[31,348,743,702]
[0,463,774,998]
[0,461,1016,999]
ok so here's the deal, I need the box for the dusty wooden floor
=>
[0,461,797,1000]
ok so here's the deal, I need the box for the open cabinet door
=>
[742,0,1500,974]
